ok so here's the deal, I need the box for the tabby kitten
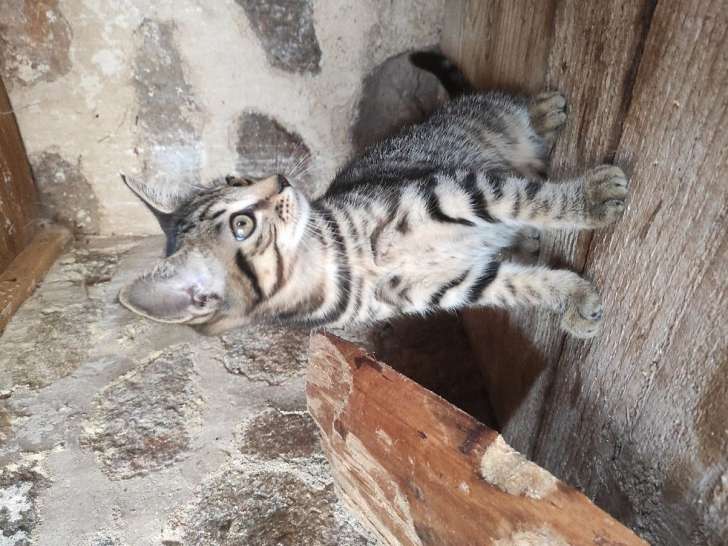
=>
[119,52,628,338]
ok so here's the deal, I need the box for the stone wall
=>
[0,0,445,235]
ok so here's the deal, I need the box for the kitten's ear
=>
[120,173,186,214]
[118,251,224,323]
[121,174,193,255]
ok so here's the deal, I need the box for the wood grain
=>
[444,1,728,543]
[532,2,728,543]
[0,225,70,333]
[307,333,646,546]
[0,76,39,272]
[441,0,556,94]
[449,0,655,447]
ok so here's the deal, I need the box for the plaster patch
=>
[480,436,558,500]
[91,49,123,77]
[132,18,204,210]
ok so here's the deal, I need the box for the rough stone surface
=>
[132,18,204,208]
[0,236,376,545]
[0,244,122,390]
[168,469,372,546]
[353,50,448,150]
[0,0,72,90]
[80,346,204,480]
[219,324,310,385]
[0,453,50,546]
[235,111,312,189]
[31,150,100,233]
[164,405,375,545]
[236,0,322,74]
[237,408,319,460]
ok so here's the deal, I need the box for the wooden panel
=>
[441,0,556,94]
[307,333,645,546]
[444,1,728,543]
[0,225,70,333]
[446,0,656,448]
[530,2,728,543]
[0,77,38,272]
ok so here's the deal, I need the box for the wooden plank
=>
[0,76,39,272]
[307,333,646,546]
[528,2,728,543]
[441,0,556,94]
[0,225,70,333]
[444,0,656,448]
[444,1,728,543]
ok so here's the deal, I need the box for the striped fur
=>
[119,56,628,339]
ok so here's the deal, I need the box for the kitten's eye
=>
[230,213,256,240]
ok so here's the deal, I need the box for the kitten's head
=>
[118,174,310,335]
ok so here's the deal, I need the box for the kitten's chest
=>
[370,212,518,272]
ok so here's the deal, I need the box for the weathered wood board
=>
[0,225,70,333]
[443,1,728,544]
[307,333,646,546]
[0,76,38,272]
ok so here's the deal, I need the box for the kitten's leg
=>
[476,262,603,338]
[528,92,568,153]
[485,165,628,229]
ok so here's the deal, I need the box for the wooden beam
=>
[0,225,70,333]
[0,76,39,272]
[307,333,646,546]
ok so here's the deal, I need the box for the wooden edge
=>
[0,225,72,333]
[306,332,647,546]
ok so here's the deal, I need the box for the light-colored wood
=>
[441,0,555,94]
[307,333,646,546]
[0,76,39,272]
[461,0,657,452]
[444,1,728,543]
[0,225,70,333]
[532,2,728,544]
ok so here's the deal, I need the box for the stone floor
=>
[0,237,379,546]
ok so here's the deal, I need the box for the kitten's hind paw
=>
[560,285,603,339]
[584,165,629,227]
[529,92,567,145]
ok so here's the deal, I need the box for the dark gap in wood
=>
[609,0,660,165]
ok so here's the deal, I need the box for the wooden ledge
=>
[0,225,71,333]
[306,332,646,546]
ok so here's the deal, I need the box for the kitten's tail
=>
[409,50,475,98]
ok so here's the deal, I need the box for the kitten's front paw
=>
[529,92,567,143]
[560,284,603,339]
[584,165,629,227]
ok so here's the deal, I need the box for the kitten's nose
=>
[277,174,291,192]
